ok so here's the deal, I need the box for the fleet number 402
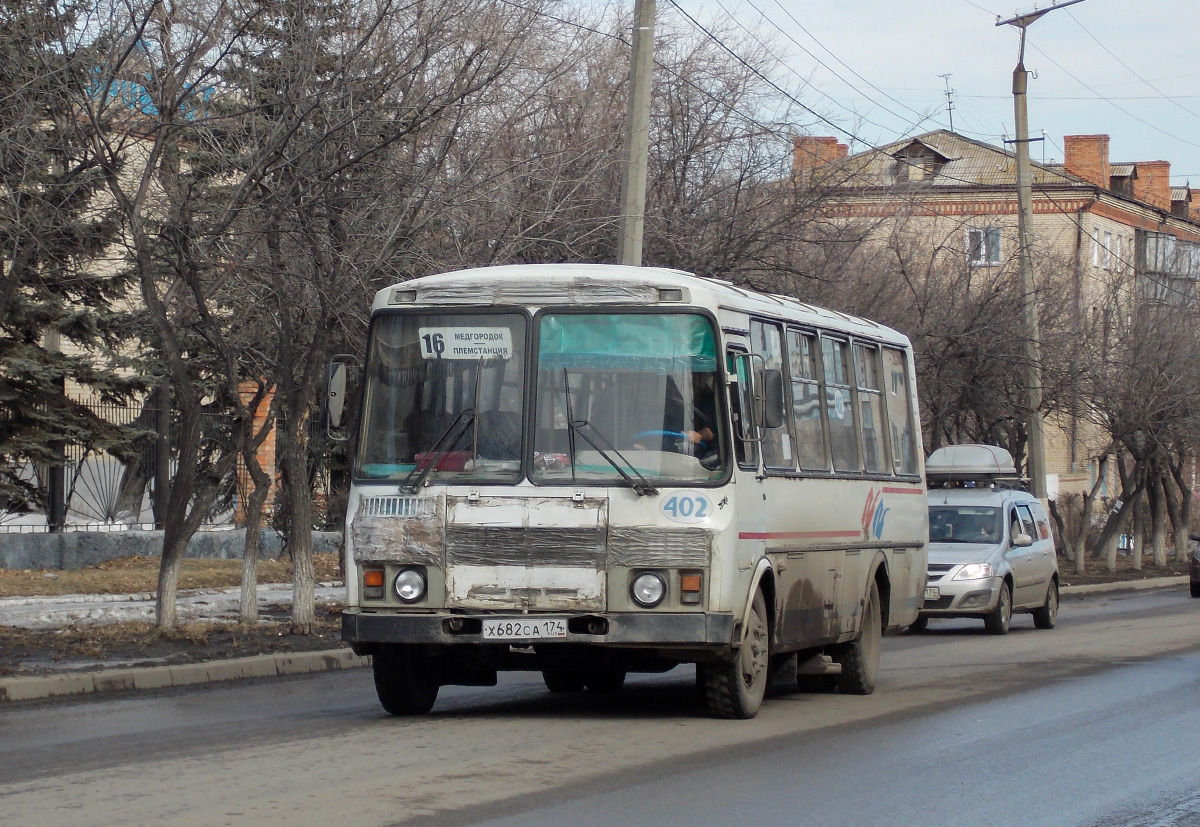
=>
[660,494,711,522]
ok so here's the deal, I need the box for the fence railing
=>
[1,395,338,534]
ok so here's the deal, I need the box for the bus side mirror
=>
[762,369,785,429]
[325,356,360,441]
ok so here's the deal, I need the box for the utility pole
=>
[996,0,1087,500]
[617,0,655,266]
[938,73,955,133]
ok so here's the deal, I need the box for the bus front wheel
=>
[832,581,881,695]
[372,645,440,715]
[701,588,770,719]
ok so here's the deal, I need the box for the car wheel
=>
[984,581,1012,635]
[908,615,928,633]
[542,670,586,693]
[1032,579,1059,629]
[1191,580,1200,598]
[372,645,440,715]
[701,588,769,718]
[831,581,882,695]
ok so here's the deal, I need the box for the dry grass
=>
[0,607,346,677]
[0,553,343,598]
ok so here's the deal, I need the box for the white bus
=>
[336,264,928,719]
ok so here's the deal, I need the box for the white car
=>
[916,445,1059,635]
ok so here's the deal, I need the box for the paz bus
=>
[334,264,928,719]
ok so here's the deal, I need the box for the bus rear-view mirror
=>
[762,369,785,429]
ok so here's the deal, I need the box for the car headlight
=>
[630,572,666,607]
[953,562,994,581]
[394,567,427,603]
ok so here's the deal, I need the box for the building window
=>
[1103,232,1112,270]
[967,228,1001,266]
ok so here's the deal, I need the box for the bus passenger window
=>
[788,329,828,470]
[855,345,887,473]
[751,320,793,470]
[822,337,859,472]
[883,347,918,475]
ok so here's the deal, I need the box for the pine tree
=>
[0,1,141,511]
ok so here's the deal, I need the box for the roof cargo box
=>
[925,444,1021,483]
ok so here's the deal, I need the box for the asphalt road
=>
[2,589,1198,827]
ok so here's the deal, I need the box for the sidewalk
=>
[0,576,1188,705]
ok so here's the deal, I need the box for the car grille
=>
[926,563,954,583]
[924,595,955,610]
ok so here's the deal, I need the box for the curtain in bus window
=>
[539,314,717,372]
[788,330,828,470]
[751,320,793,470]
[883,347,918,475]
[855,345,887,473]
[822,337,859,472]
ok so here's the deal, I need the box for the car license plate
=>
[925,587,940,601]
[481,617,568,640]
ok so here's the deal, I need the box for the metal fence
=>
[0,395,338,534]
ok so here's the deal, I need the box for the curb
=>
[0,648,370,704]
[1061,575,1188,596]
[0,581,345,608]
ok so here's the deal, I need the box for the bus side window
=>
[787,329,828,470]
[821,336,860,472]
[854,344,888,474]
[727,349,758,469]
[751,320,793,470]
[882,347,919,475]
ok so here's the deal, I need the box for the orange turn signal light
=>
[363,569,385,588]
[680,574,702,593]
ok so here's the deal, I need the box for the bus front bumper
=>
[342,608,736,650]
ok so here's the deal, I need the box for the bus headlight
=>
[631,572,666,607]
[394,567,427,603]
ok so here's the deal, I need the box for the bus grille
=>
[358,495,436,518]
[447,526,605,566]
[608,528,710,566]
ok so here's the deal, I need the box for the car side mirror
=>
[762,369,785,429]
[1012,533,1034,548]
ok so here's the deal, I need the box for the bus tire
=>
[542,670,586,693]
[701,588,769,718]
[832,581,881,695]
[372,645,440,715]
[584,669,627,693]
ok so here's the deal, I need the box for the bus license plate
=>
[925,587,940,601]
[482,618,568,640]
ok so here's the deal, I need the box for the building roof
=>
[825,130,1082,190]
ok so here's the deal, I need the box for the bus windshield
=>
[355,312,526,483]
[532,312,726,484]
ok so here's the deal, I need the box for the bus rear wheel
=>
[701,588,769,718]
[372,645,440,715]
[831,581,881,695]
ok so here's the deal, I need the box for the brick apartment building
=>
[792,130,1200,496]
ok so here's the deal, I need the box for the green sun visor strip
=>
[538,313,718,372]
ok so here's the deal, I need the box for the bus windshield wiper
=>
[401,409,475,493]
[568,418,658,497]
[560,370,656,496]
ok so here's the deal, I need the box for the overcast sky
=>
[671,0,1200,186]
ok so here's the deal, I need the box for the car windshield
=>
[929,506,1003,544]
[531,312,727,485]
[355,312,526,484]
